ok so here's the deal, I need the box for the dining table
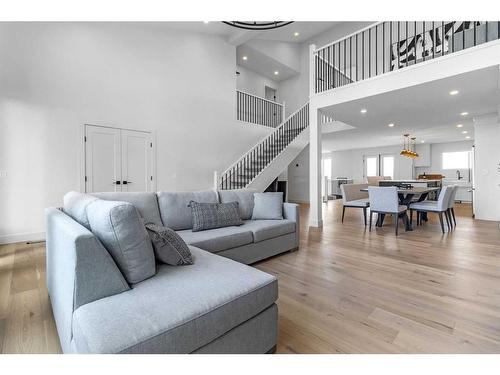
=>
[361,186,441,231]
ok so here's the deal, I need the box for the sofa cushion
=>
[86,200,156,284]
[71,246,278,354]
[157,191,218,231]
[91,192,163,226]
[190,201,243,232]
[176,226,253,253]
[251,192,283,220]
[218,189,257,220]
[145,223,193,266]
[63,191,98,229]
[241,219,296,243]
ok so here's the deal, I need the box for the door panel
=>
[121,130,152,192]
[85,125,121,193]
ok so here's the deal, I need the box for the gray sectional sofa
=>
[45,189,299,354]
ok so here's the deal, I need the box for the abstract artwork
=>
[391,21,485,70]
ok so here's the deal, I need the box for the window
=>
[382,156,394,179]
[442,151,471,169]
[322,157,332,179]
[366,157,378,177]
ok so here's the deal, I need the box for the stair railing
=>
[313,21,500,94]
[220,102,309,190]
[237,90,285,128]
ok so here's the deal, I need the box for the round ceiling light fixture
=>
[222,21,294,30]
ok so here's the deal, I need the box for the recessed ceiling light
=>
[388,123,395,127]
[294,32,300,37]
[242,56,248,61]
[456,124,463,128]
[203,21,210,24]
[460,112,469,116]
[462,130,468,134]
[274,71,279,75]
[449,90,459,96]
[465,136,471,139]
[360,109,367,114]
[421,140,425,143]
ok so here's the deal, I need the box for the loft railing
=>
[313,21,500,94]
[237,90,285,128]
[220,102,309,190]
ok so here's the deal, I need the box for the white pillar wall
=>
[473,113,500,222]
[308,44,323,227]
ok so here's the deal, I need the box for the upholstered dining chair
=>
[409,185,454,234]
[447,185,458,227]
[368,186,409,235]
[340,183,370,225]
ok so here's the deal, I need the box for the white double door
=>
[85,125,154,193]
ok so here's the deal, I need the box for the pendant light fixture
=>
[400,134,420,158]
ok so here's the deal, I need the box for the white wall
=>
[278,22,374,117]
[287,145,310,203]
[330,145,414,183]
[473,115,500,221]
[236,65,279,100]
[415,140,474,179]
[0,22,271,242]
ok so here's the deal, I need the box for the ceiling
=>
[321,66,500,152]
[158,21,339,43]
[236,43,298,82]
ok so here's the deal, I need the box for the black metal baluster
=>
[432,22,435,60]
[442,21,445,55]
[349,37,352,82]
[375,24,378,75]
[356,33,358,81]
[397,22,400,70]
[474,21,477,46]
[362,31,365,79]
[343,40,346,84]
[406,22,409,66]
[369,27,371,77]
[383,22,385,73]
[389,22,392,71]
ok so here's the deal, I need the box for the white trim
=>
[0,231,45,245]
[315,22,381,52]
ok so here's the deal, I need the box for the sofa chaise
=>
[45,189,299,354]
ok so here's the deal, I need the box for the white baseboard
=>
[0,231,46,245]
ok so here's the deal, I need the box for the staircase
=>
[220,102,309,191]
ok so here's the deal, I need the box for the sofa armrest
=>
[45,207,129,353]
[283,203,300,248]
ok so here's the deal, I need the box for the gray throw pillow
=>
[86,199,156,284]
[189,201,243,232]
[145,223,193,265]
[251,192,283,220]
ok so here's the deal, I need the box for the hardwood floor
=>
[0,201,499,353]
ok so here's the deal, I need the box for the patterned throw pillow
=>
[144,223,193,265]
[189,201,243,232]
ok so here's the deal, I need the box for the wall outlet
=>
[0,170,7,178]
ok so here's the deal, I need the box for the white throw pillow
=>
[251,192,283,220]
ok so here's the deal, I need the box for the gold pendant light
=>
[400,134,419,158]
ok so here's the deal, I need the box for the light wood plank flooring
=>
[1,201,499,353]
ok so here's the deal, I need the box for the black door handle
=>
[113,180,121,185]
[122,181,132,185]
